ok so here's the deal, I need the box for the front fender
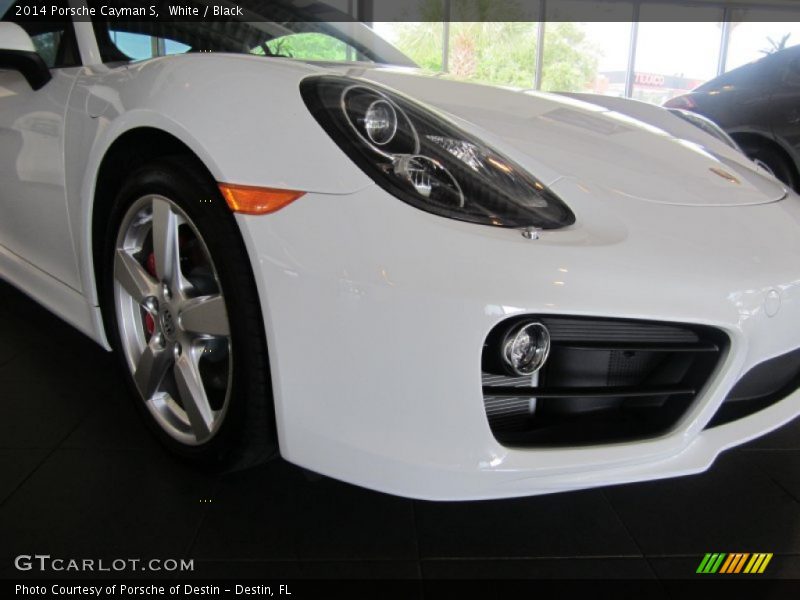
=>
[65,54,375,311]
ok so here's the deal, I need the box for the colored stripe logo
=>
[696,552,773,574]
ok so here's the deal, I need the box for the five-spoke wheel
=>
[114,194,232,445]
[105,158,276,467]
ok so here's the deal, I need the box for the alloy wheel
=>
[113,194,232,445]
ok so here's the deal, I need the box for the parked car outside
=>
[666,44,800,192]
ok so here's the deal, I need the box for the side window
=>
[1,0,80,68]
[109,30,190,61]
[29,30,64,67]
[260,32,360,62]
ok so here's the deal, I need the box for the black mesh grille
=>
[538,318,700,343]
[482,316,728,447]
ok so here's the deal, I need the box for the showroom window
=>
[542,0,633,94]
[633,5,724,104]
[370,0,446,70]
[724,12,800,71]
[446,22,540,88]
[366,0,800,105]
[372,22,446,71]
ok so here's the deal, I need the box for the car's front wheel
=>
[102,157,276,468]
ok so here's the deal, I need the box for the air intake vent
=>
[706,346,800,428]
[482,316,728,446]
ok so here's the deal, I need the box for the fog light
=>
[503,322,550,376]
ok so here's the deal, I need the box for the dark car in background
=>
[665,44,800,192]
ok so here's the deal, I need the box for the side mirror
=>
[0,23,52,90]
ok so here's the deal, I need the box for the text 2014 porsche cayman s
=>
[1,1,798,500]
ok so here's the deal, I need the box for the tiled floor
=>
[1,280,799,583]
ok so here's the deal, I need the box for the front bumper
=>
[235,179,800,500]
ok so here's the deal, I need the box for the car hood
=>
[317,64,786,207]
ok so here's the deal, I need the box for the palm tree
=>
[761,33,791,56]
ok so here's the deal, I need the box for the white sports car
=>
[1,1,799,501]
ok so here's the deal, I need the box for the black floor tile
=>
[282,474,417,561]
[649,554,800,579]
[741,416,800,450]
[192,560,303,579]
[0,281,85,333]
[298,560,420,579]
[414,489,640,559]
[0,448,49,504]
[0,317,28,368]
[61,386,159,452]
[605,452,800,556]
[0,334,116,388]
[0,378,100,449]
[0,447,217,566]
[422,557,656,579]
[190,560,423,583]
[0,287,122,449]
[735,450,800,504]
[189,461,300,562]
[0,283,116,389]
[191,462,417,562]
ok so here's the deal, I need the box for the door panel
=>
[0,2,82,290]
[0,64,81,290]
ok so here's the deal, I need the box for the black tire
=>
[101,156,277,470]
[743,143,799,192]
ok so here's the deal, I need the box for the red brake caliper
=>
[144,252,157,336]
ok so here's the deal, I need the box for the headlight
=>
[300,76,575,229]
[668,108,741,152]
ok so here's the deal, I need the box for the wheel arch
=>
[729,131,800,186]
[86,126,223,344]
[94,143,279,467]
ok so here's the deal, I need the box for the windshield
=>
[86,0,415,66]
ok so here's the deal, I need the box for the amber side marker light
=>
[218,183,306,215]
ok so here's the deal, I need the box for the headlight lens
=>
[363,99,398,146]
[301,76,575,229]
